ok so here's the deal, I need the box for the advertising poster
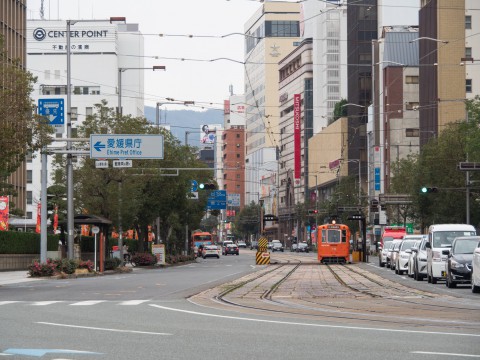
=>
[294,94,301,180]
[0,196,9,231]
[35,203,41,233]
[152,244,166,265]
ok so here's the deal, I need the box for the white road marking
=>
[31,301,63,306]
[149,304,480,338]
[37,322,172,336]
[0,301,20,306]
[70,301,106,306]
[118,300,149,306]
[412,351,480,358]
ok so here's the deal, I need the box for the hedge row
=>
[0,231,59,254]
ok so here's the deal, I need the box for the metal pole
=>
[156,103,160,129]
[185,131,190,146]
[117,69,122,118]
[40,149,47,263]
[66,20,74,259]
[466,110,470,224]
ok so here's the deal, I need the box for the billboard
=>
[200,124,222,145]
[294,94,301,180]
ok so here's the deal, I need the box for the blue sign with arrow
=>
[38,98,65,125]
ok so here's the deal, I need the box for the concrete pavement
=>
[0,270,43,286]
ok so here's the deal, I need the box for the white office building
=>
[25,19,145,227]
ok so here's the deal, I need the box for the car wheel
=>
[427,273,431,283]
[472,281,480,293]
[202,256,206,259]
[379,259,385,267]
[446,274,456,288]
[431,276,437,284]
[216,255,219,259]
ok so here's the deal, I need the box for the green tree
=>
[331,99,348,124]
[234,202,261,240]
[0,37,53,211]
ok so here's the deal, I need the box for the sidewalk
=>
[0,270,43,286]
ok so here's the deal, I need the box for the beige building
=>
[419,0,469,145]
[244,1,301,206]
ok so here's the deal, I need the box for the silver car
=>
[389,240,403,271]
[395,238,419,275]
[379,241,393,267]
[407,239,422,277]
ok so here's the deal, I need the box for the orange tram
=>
[317,223,350,264]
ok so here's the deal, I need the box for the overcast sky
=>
[26,0,419,112]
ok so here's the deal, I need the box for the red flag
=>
[35,203,41,233]
[0,196,9,231]
[53,205,58,233]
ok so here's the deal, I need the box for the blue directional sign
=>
[191,180,198,192]
[90,134,164,159]
[207,190,227,210]
[38,98,65,125]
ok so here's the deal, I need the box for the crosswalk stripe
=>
[31,301,63,306]
[118,300,149,306]
[70,300,107,306]
[0,301,20,305]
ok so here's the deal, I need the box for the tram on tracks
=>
[317,223,350,264]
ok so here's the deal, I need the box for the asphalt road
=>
[0,250,479,359]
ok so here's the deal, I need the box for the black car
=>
[223,243,239,255]
[445,236,480,288]
[271,242,284,252]
[296,242,310,253]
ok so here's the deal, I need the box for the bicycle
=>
[122,252,136,267]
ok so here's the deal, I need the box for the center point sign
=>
[90,134,164,159]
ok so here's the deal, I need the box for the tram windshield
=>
[325,229,347,243]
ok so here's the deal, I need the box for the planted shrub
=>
[104,257,121,270]
[131,252,157,266]
[28,259,57,277]
[77,260,94,272]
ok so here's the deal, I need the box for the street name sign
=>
[207,190,227,210]
[113,160,133,168]
[90,134,164,159]
[95,160,108,168]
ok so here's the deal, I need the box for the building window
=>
[27,191,33,205]
[405,76,419,84]
[265,21,300,37]
[236,153,240,158]
[406,102,420,110]
[27,170,32,184]
[71,128,78,138]
[236,174,241,179]
[236,185,241,190]
[44,70,50,80]
[236,134,240,138]
[466,15,472,29]
[466,79,472,93]
[54,70,61,79]
[86,107,93,116]
[465,47,472,58]
[26,151,32,163]
[406,128,420,137]
[56,132,63,139]
[27,212,33,220]
[223,174,227,180]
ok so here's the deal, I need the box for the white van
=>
[426,224,476,284]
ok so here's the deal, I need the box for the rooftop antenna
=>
[40,0,45,19]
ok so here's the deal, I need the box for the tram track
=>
[192,261,480,330]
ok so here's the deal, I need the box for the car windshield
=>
[453,239,479,254]
[383,242,393,250]
[273,243,282,247]
[432,231,476,248]
[400,240,417,251]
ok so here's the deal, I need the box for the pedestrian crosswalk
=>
[0,300,151,307]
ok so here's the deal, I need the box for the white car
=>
[379,241,393,267]
[407,239,422,277]
[472,240,480,293]
[411,236,429,281]
[202,245,220,259]
[395,238,419,275]
[389,239,403,270]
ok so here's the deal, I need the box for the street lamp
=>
[66,17,126,259]
[156,100,195,129]
[409,37,449,44]
[118,66,166,119]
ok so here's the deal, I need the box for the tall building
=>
[244,1,301,205]
[346,0,378,199]
[25,19,145,227]
[418,0,468,146]
[277,38,313,244]
[1,0,27,216]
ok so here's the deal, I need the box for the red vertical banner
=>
[294,94,301,179]
[35,203,41,233]
[53,205,58,233]
[0,196,9,231]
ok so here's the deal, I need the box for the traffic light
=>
[199,183,216,190]
[308,209,318,215]
[421,187,438,193]
[370,199,379,212]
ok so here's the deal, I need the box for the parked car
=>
[237,241,247,248]
[412,236,429,281]
[426,224,476,284]
[379,241,394,268]
[445,236,480,288]
[223,243,239,256]
[407,239,422,277]
[267,242,273,250]
[271,242,284,252]
[291,243,297,252]
[296,242,310,253]
[202,245,220,259]
[388,239,403,270]
[395,238,420,275]
[472,240,480,293]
